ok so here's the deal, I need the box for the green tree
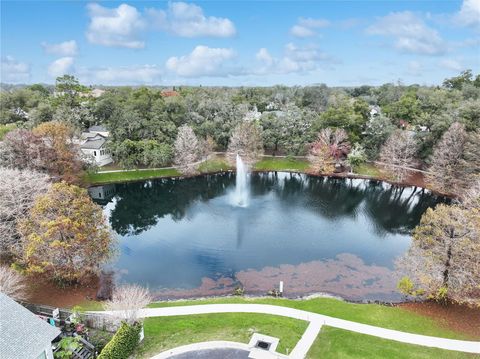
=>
[443,70,473,90]
[18,182,114,283]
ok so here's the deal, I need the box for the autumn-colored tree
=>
[427,122,467,194]
[308,128,350,173]
[397,204,480,305]
[379,130,418,181]
[174,125,200,175]
[18,182,114,283]
[227,121,263,164]
[33,121,83,183]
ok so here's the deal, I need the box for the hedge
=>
[98,322,141,359]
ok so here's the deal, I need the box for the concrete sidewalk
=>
[99,303,480,358]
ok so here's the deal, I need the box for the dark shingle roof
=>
[0,293,60,359]
[81,137,107,150]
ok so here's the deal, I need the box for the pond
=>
[90,172,447,302]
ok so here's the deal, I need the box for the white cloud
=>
[147,2,235,38]
[256,43,335,75]
[0,56,30,83]
[298,17,330,28]
[454,0,480,27]
[367,11,446,55]
[48,57,75,77]
[290,17,330,37]
[166,45,236,77]
[78,65,162,84]
[41,40,78,56]
[86,3,146,48]
[439,59,463,72]
[256,48,274,66]
[290,25,316,38]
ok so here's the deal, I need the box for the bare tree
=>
[0,167,51,257]
[461,176,480,210]
[198,135,216,160]
[379,130,418,181]
[103,284,152,325]
[174,125,200,175]
[0,129,50,170]
[396,204,480,305]
[427,122,467,193]
[308,128,350,173]
[0,266,28,301]
[227,121,263,164]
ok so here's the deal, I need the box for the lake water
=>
[91,172,447,302]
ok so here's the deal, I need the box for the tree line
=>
[0,71,479,304]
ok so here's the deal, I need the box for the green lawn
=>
[135,313,308,358]
[79,297,477,358]
[255,156,310,171]
[0,123,16,140]
[353,163,383,177]
[83,168,181,184]
[198,157,232,173]
[147,297,476,340]
[308,326,476,359]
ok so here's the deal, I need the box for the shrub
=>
[98,322,141,359]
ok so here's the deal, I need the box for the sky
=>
[1,0,479,86]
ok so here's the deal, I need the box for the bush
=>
[98,322,141,359]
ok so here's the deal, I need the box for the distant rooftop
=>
[88,125,108,132]
[0,293,60,359]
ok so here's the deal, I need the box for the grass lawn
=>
[0,123,16,140]
[134,313,308,358]
[79,297,477,358]
[198,157,232,173]
[353,162,383,177]
[255,156,310,172]
[308,326,476,359]
[83,168,180,184]
[147,297,476,340]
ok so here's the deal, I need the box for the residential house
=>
[79,125,113,167]
[0,293,60,359]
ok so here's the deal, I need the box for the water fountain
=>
[233,154,249,207]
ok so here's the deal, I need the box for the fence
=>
[20,301,118,332]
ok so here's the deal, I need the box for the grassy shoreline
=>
[84,156,383,186]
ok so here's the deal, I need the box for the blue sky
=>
[1,0,479,86]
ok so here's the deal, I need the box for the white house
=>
[0,293,60,359]
[79,125,113,167]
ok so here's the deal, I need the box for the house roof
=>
[88,125,108,132]
[0,293,60,359]
[81,137,107,150]
[161,90,180,97]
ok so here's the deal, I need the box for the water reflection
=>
[92,172,447,301]
[96,173,446,237]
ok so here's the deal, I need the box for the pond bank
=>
[83,155,453,198]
